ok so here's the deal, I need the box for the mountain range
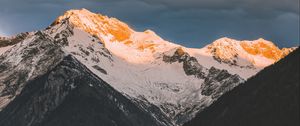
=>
[0,8,298,126]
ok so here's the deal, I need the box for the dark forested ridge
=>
[184,48,299,126]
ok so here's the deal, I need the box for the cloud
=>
[270,13,300,47]
[0,0,298,47]
[140,0,299,14]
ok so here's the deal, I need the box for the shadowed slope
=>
[184,48,299,126]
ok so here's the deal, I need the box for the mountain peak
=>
[65,8,93,16]
[52,9,179,63]
[205,37,296,67]
[54,8,134,44]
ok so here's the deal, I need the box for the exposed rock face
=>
[201,67,242,99]
[184,48,299,126]
[163,48,244,124]
[163,48,243,98]
[163,48,206,79]
[0,33,29,47]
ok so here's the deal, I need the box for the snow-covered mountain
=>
[53,8,295,79]
[0,8,296,126]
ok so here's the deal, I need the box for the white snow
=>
[0,46,13,55]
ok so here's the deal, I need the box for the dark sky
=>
[0,0,299,48]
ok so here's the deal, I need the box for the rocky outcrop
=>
[163,48,244,124]
[163,48,206,79]
[0,32,29,47]
[163,48,243,97]
[201,67,242,99]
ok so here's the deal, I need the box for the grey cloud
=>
[140,0,299,13]
[0,0,298,48]
[138,0,299,20]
